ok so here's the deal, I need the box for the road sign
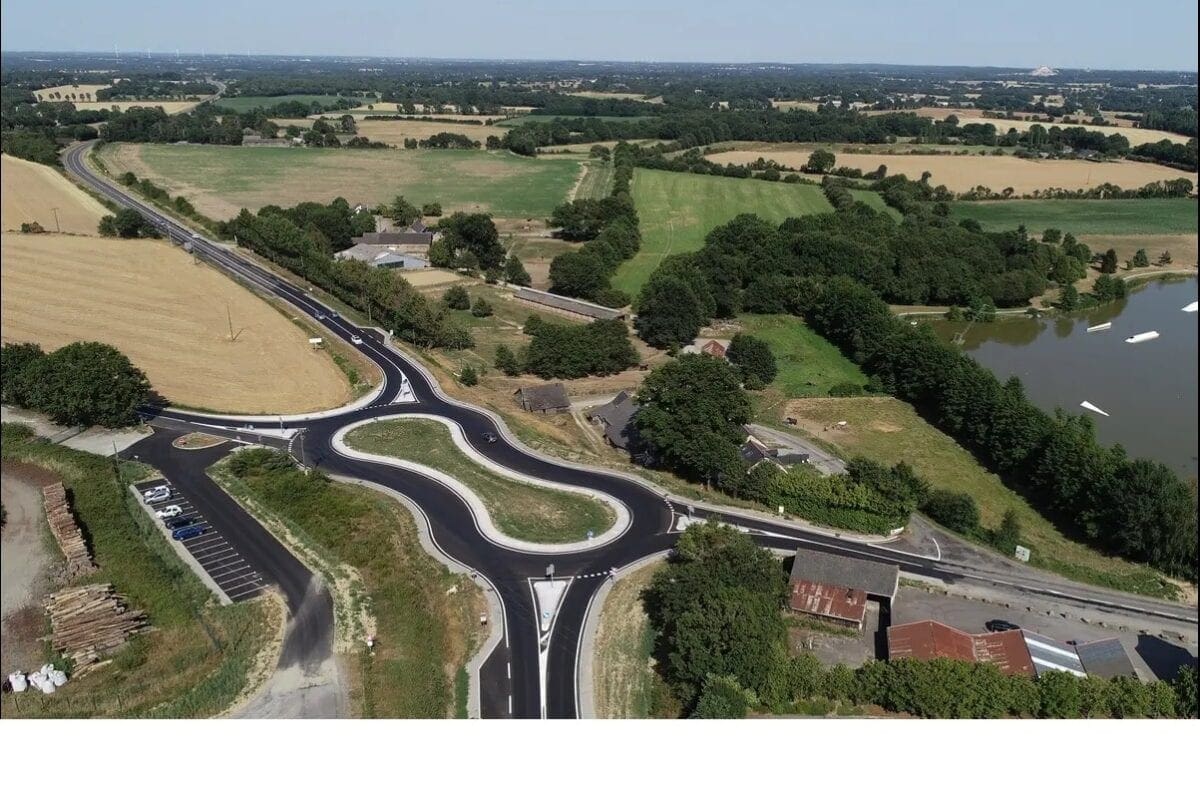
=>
[1014,545,1031,563]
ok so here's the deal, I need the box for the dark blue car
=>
[171,524,206,541]
[166,516,194,530]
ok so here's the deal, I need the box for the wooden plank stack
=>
[43,584,148,677]
[42,482,97,579]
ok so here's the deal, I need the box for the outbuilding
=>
[513,383,571,414]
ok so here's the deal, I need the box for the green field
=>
[214,94,371,112]
[738,314,869,399]
[950,199,1198,235]
[613,169,838,297]
[109,144,581,220]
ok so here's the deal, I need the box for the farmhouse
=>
[588,390,641,451]
[513,287,627,321]
[354,221,434,248]
[513,383,571,414]
[681,338,729,359]
[887,620,1036,678]
[787,550,899,629]
[334,243,430,270]
[739,435,810,470]
[241,130,290,148]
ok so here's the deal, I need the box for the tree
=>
[443,285,470,310]
[428,238,454,268]
[634,273,707,350]
[1037,670,1083,718]
[437,212,505,270]
[1127,248,1150,269]
[459,363,478,386]
[1173,665,1198,718]
[422,202,443,217]
[19,342,150,427]
[1041,228,1062,244]
[503,254,531,286]
[992,509,1022,554]
[471,297,493,318]
[636,355,751,486]
[1156,250,1173,266]
[0,342,46,406]
[494,344,522,376]
[691,674,752,718]
[99,207,153,238]
[921,489,980,533]
[1092,274,1127,303]
[726,333,777,387]
[806,149,836,174]
[1058,284,1080,311]
[1099,248,1119,274]
[388,195,421,227]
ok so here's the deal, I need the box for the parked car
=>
[171,524,205,541]
[350,335,363,345]
[315,312,326,321]
[167,516,195,530]
[156,504,183,519]
[482,432,498,443]
[142,486,171,503]
[985,619,1019,632]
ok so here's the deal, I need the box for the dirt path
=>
[1,463,60,675]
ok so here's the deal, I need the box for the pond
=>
[931,276,1198,477]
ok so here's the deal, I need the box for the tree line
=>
[651,522,1197,719]
[1,342,151,427]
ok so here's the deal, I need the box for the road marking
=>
[507,662,511,680]
[508,695,512,715]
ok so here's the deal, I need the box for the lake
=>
[932,276,1199,477]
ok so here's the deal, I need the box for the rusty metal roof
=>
[887,620,1035,677]
[788,580,867,625]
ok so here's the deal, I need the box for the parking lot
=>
[134,478,269,603]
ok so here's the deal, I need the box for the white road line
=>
[507,662,511,680]
[508,695,513,715]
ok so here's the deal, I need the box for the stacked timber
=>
[42,482,97,579]
[43,584,148,677]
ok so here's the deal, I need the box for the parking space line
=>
[197,553,243,570]
[211,563,255,581]
[222,576,265,595]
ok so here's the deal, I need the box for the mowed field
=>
[97,143,582,221]
[614,169,847,296]
[880,107,1193,146]
[715,148,1197,194]
[1,235,351,413]
[949,198,1198,235]
[350,118,491,145]
[1,154,107,233]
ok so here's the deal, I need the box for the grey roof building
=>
[1074,638,1138,680]
[353,228,434,247]
[1022,630,1088,678]
[788,549,899,601]
[334,243,430,270]
[739,435,810,470]
[588,390,640,451]
[513,383,571,414]
[513,287,626,321]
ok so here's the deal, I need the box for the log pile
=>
[43,584,148,677]
[42,482,97,579]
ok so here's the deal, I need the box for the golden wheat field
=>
[1,155,108,234]
[715,147,1197,194]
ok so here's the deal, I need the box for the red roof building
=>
[788,580,868,629]
[700,339,727,359]
[887,620,1036,677]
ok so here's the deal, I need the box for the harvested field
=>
[714,148,1197,194]
[33,84,109,102]
[400,268,467,287]
[351,118,490,146]
[2,154,107,234]
[96,143,581,221]
[1,233,351,413]
[565,91,659,103]
[1077,234,1198,267]
[214,94,373,113]
[72,100,207,114]
[879,107,1193,146]
[770,99,820,111]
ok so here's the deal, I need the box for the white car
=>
[350,335,363,345]
[142,486,171,503]
[156,504,183,519]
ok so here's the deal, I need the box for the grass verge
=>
[0,423,273,718]
[345,419,616,544]
[211,447,484,717]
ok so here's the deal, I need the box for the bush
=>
[493,344,522,376]
[471,297,493,318]
[443,285,470,310]
[726,333,777,386]
[459,363,479,386]
[828,381,866,397]
[921,489,981,533]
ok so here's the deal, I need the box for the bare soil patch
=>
[2,154,108,234]
[1,465,60,675]
[399,268,466,288]
[716,147,1197,194]
[1,233,352,413]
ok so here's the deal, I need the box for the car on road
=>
[350,335,363,345]
[142,486,171,503]
[315,312,326,320]
[156,504,183,519]
[482,432,498,443]
[985,619,1020,632]
[171,524,205,541]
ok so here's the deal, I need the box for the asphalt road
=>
[65,141,1198,719]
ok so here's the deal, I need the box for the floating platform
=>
[1184,301,1198,313]
[1124,331,1160,344]
[1086,322,1112,332]
[1080,401,1110,417]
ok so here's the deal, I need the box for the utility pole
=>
[51,207,60,233]
[227,304,234,341]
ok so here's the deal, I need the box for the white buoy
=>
[1183,301,1198,313]
[1124,331,1160,344]
[1080,400,1110,417]
[1086,322,1112,332]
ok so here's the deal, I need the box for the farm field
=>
[1077,234,1198,267]
[214,94,373,113]
[950,198,1199,235]
[2,154,107,233]
[96,143,582,221]
[494,115,659,128]
[72,99,209,114]
[881,107,1193,146]
[350,118,491,145]
[714,148,1197,194]
[565,90,661,103]
[1,233,352,413]
[613,169,839,296]
[33,83,109,102]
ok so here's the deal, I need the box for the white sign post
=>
[1014,545,1031,563]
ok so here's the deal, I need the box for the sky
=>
[1,0,1196,71]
